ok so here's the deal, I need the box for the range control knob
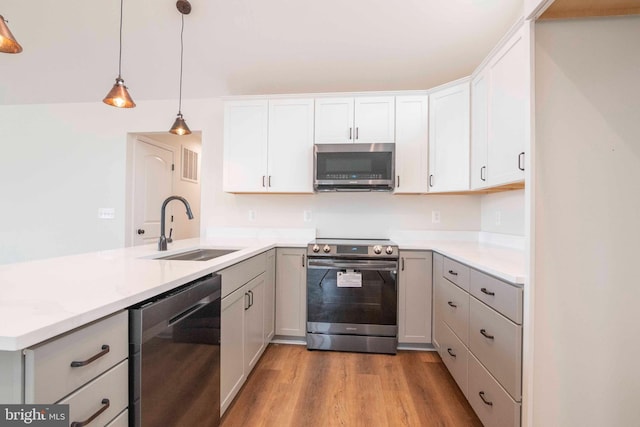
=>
[385,246,394,255]
[312,244,320,253]
[323,245,331,253]
[373,245,382,255]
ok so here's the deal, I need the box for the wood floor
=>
[221,344,482,427]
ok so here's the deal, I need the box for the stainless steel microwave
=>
[314,143,395,192]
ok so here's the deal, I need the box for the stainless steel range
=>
[306,238,398,354]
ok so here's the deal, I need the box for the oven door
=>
[306,258,398,337]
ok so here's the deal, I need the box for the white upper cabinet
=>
[223,100,268,193]
[315,96,395,144]
[223,98,314,193]
[395,95,429,193]
[471,21,530,189]
[428,79,471,193]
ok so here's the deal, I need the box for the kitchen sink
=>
[155,248,238,261]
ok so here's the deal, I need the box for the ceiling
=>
[0,0,523,106]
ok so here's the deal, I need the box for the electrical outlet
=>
[432,211,441,224]
[248,210,256,222]
[304,210,312,222]
[495,210,502,226]
[98,208,115,219]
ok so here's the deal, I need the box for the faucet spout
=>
[158,196,194,251]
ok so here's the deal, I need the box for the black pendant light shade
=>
[169,0,191,135]
[0,15,23,54]
[103,0,135,108]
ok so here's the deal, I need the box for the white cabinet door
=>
[398,251,433,344]
[244,273,265,372]
[264,249,276,342]
[267,99,314,193]
[314,97,355,144]
[394,95,429,193]
[486,24,528,187]
[221,286,246,414]
[471,70,489,190]
[428,80,470,193]
[223,100,268,192]
[354,96,395,144]
[275,248,307,337]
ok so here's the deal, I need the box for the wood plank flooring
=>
[221,344,482,427]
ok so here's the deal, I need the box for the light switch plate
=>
[432,211,441,224]
[98,208,115,219]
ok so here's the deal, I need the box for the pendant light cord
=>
[117,0,124,78]
[178,13,185,115]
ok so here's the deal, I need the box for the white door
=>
[395,95,429,193]
[314,97,355,144]
[354,96,396,143]
[133,139,174,245]
[267,98,314,193]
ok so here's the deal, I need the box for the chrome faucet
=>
[158,196,194,251]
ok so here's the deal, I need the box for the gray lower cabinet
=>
[275,248,307,338]
[398,250,433,345]
[434,254,523,427]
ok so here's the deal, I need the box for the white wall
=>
[480,189,525,235]
[533,16,640,426]
[0,98,217,264]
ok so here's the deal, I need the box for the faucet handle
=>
[167,228,173,243]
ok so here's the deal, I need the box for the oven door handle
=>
[307,259,398,271]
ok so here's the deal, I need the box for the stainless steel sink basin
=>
[155,248,238,261]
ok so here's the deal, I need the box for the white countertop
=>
[0,235,525,351]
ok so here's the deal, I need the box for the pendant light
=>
[103,0,136,108]
[169,0,192,136]
[0,15,23,54]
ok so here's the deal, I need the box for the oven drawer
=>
[436,320,469,398]
[443,257,470,291]
[435,275,469,345]
[470,269,523,324]
[469,297,522,400]
[468,354,521,427]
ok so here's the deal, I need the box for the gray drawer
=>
[436,276,469,345]
[220,252,267,297]
[470,269,523,324]
[436,320,469,399]
[58,360,128,427]
[443,257,470,291]
[468,354,521,427]
[469,297,522,400]
[24,311,128,403]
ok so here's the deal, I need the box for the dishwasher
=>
[129,273,221,427]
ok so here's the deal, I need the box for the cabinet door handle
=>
[70,398,110,427]
[447,301,457,308]
[248,290,253,308]
[302,255,305,267]
[268,175,272,187]
[401,257,405,271]
[397,175,400,188]
[447,348,457,358]
[349,127,353,140]
[480,287,495,296]
[480,329,495,340]
[262,176,266,188]
[478,391,493,406]
[448,270,458,276]
[244,292,250,310]
[429,174,434,187]
[518,152,525,171]
[355,127,359,140]
[480,166,486,182]
[70,345,110,367]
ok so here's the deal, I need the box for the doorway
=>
[126,132,202,247]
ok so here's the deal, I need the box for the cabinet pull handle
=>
[448,270,458,276]
[244,292,250,310]
[480,329,495,340]
[429,174,434,187]
[478,391,493,406]
[480,287,495,296]
[70,398,110,427]
[248,290,254,308]
[518,152,525,171]
[447,348,456,358]
[70,345,110,367]
[355,127,359,140]
[349,127,353,140]
[302,255,305,267]
[397,175,400,188]
[401,257,405,271]
[481,165,486,182]
[268,176,272,187]
[262,176,266,187]
[447,301,457,308]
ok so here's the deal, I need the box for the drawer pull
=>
[70,345,110,367]
[70,398,110,427]
[447,348,456,358]
[480,287,495,296]
[448,270,458,276]
[447,301,457,308]
[480,329,495,340]
[479,391,493,406]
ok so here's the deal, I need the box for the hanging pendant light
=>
[103,0,136,108]
[0,15,23,54]
[169,0,192,135]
